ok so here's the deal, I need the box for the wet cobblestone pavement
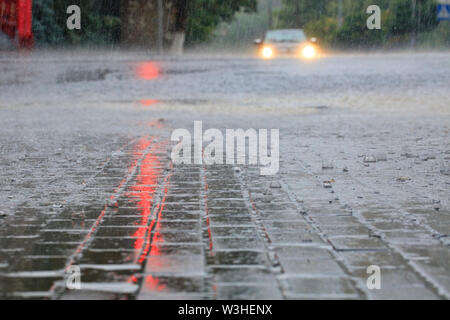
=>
[0,51,449,299]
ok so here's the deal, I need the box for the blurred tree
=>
[274,0,441,48]
[274,0,327,28]
[185,0,257,45]
[32,0,64,45]
[209,0,274,50]
[388,0,437,34]
[388,0,438,47]
[389,0,415,35]
[303,17,339,46]
[32,0,121,46]
[334,11,387,48]
[59,0,121,46]
[31,0,442,48]
[33,0,256,47]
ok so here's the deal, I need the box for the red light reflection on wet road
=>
[135,62,160,80]
[58,134,172,296]
[145,275,166,291]
[140,99,159,107]
[128,138,163,254]
[138,173,171,292]
[124,135,172,293]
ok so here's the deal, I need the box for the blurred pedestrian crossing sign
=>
[437,1,450,21]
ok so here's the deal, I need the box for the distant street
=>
[0,51,449,299]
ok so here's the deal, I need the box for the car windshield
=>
[265,30,307,43]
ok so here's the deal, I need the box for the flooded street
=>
[0,51,449,299]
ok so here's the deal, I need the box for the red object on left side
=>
[0,0,33,49]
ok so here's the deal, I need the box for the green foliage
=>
[207,0,273,50]
[32,0,120,46]
[388,0,437,35]
[274,0,327,28]
[303,17,338,46]
[32,0,65,45]
[274,0,442,48]
[185,0,257,45]
[418,22,450,47]
[335,11,386,48]
[389,0,414,35]
[32,0,256,47]
[415,0,439,33]
[30,0,445,48]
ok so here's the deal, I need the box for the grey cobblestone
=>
[1,52,449,299]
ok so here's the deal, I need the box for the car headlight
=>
[262,47,273,59]
[302,45,316,59]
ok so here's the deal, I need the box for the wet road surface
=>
[0,51,449,299]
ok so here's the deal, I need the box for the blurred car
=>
[254,29,319,59]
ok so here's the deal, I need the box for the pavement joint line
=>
[277,274,351,280]
[207,265,269,269]
[334,248,389,252]
[143,242,202,246]
[93,236,145,239]
[236,168,286,299]
[211,249,266,253]
[1,270,64,278]
[349,174,448,247]
[1,137,141,279]
[141,272,207,277]
[79,264,141,271]
[50,136,161,298]
[69,138,140,205]
[200,164,214,256]
[199,162,217,299]
[278,179,369,299]
[292,157,450,300]
[215,282,279,287]
[134,158,173,266]
[86,248,136,252]
[269,243,333,249]
[341,171,450,299]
